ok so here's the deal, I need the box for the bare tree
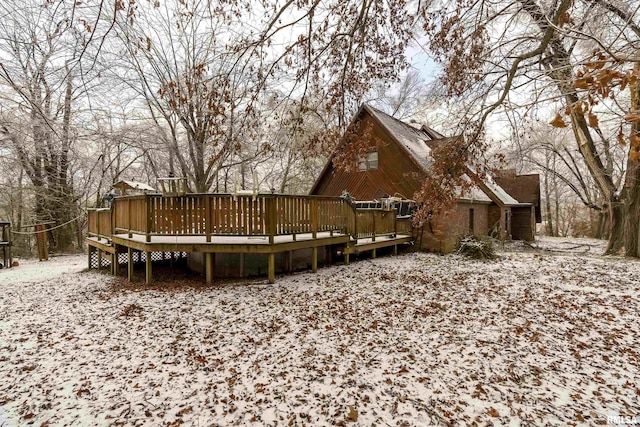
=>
[422,0,640,256]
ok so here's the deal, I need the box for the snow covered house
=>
[310,104,540,252]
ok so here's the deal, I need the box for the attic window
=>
[358,151,378,171]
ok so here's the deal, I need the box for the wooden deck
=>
[87,193,414,283]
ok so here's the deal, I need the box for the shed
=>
[112,180,156,195]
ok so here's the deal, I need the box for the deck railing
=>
[88,193,413,244]
[355,209,397,241]
[87,208,112,240]
[89,194,357,243]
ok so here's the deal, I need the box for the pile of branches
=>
[456,235,497,260]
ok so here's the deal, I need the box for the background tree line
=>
[0,0,638,257]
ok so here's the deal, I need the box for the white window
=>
[357,151,378,171]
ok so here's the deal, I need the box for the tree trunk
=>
[553,153,560,236]
[624,62,640,257]
[624,166,640,257]
[605,201,625,254]
[544,154,554,236]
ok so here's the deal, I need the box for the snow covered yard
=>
[1,238,639,426]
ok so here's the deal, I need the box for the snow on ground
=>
[1,237,639,426]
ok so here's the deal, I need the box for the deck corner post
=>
[97,248,103,270]
[87,245,93,269]
[127,247,134,281]
[145,251,152,284]
[312,246,318,272]
[344,251,350,265]
[393,244,398,255]
[372,248,377,259]
[268,252,275,283]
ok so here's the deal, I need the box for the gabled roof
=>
[365,106,526,206]
[364,105,435,170]
[310,104,527,207]
[494,169,542,221]
[113,180,156,193]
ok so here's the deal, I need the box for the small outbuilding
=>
[112,180,156,196]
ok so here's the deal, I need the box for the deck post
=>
[128,198,133,237]
[372,211,376,242]
[393,244,398,255]
[128,247,134,281]
[145,195,152,243]
[239,253,245,277]
[344,250,350,265]
[267,197,276,245]
[145,251,152,284]
[268,252,275,284]
[205,252,214,284]
[87,245,93,269]
[110,204,115,241]
[112,247,118,275]
[353,207,358,244]
[312,247,318,272]
[285,251,293,273]
[205,196,212,243]
[372,248,377,259]
[393,214,398,237]
[97,248,103,270]
[311,199,318,239]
